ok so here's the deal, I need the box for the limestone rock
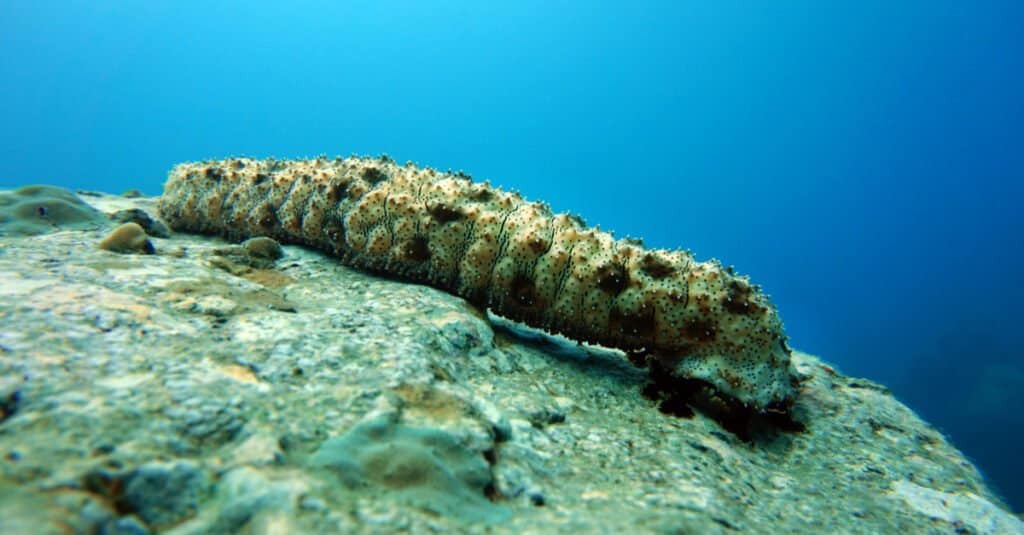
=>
[0,188,1019,534]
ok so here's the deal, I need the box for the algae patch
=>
[311,417,509,524]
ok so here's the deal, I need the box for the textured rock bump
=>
[0,185,107,236]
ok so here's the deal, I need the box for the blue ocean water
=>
[1,0,1021,511]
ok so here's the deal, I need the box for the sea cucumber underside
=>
[158,156,797,412]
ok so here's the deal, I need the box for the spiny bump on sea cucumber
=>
[157,156,797,412]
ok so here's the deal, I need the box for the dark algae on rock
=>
[158,156,798,417]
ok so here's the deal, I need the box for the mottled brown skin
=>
[158,156,797,411]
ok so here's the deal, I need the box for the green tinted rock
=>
[311,417,509,525]
[0,185,107,236]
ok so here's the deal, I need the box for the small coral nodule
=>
[98,222,155,255]
[158,156,797,412]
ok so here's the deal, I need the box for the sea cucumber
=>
[158,156,797,411]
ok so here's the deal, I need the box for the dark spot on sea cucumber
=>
[323,219,345,246]
[361,167,388,184]
[609,307,655,338]
[204,167,223,180]
[640,253,675,279]
[596,263,628,294]
[428,204,463,224]
[256,207,278,230]
[404,236,431,262]
[511,274,538,306]
[469,189,493,202]
[722,280,762,315]
[253,173,269,185]
[326,182,348,202]
[527,236,549,255]
[683,318,717,343]
[720,369,744,390]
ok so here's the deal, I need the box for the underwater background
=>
[1,0,1021,511]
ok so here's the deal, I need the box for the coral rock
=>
[98,222,155,254]
[0,185,107,236]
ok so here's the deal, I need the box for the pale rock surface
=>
[0,189,1019,534]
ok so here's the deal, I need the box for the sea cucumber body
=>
[158,156,796,409]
